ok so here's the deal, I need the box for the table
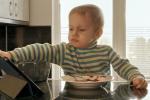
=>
[0,79,150,100]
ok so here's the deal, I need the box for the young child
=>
[0,4,147,89]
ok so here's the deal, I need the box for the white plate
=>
[61,75,113,89]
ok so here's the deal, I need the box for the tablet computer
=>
[0,57,44,98]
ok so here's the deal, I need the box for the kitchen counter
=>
[0,79,150,100]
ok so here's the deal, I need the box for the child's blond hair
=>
[69,4,104,32]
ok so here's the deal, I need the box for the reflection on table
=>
[0,79,149,100]
[55,82,111,100]
[111,83,148,100]
[0,81,52,100]
[54,81,148,100]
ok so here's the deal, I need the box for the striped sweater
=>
[9,42,143,81]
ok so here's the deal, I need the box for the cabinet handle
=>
[15,3,17,7]
[9,1,12,5]
[9,1,13,16]
[10,13,12,16]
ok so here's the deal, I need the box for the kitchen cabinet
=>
[0,0,10,19]
[13,0,29,21]
[29,0,52,26]
[0,0,29,23]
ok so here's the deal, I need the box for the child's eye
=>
[69,28,73,31]
[79,29,85,31]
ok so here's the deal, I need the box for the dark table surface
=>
[0,79,150,100]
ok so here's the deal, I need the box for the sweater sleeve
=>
[9,43,65,66]
[108,46,144,81]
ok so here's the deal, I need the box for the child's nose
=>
[72,30,79,36]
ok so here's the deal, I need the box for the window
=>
[126,0,150,78]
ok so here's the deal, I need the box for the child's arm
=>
[108,46,147,89]
[0,43,65,65]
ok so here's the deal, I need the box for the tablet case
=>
[0,57,44,99]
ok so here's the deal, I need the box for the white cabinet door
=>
[14,0,29,21]
[29,0,52,26]
[0,0,29,22]
[0,0,11,19]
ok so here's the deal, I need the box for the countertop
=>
[0,79,150,100]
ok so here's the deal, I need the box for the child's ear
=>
[95,28,103,39]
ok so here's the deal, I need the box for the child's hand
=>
[0,50,11,59]
[131,86,147,99]
[132,76,148,89]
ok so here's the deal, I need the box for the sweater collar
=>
[69,40,97,50]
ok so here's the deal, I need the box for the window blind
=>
[126,0,150,78]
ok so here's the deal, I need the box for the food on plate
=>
[62,74,112,82]
[62,75,75,81]
[74,75,109,82]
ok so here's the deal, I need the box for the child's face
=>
[68,13,100,48]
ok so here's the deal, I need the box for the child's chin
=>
[74,45,87,48]
[72,44,81,48]
[70,43,86,48]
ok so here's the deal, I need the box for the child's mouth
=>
[71,39,79,42]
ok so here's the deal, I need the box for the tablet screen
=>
[0,57,44,96]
